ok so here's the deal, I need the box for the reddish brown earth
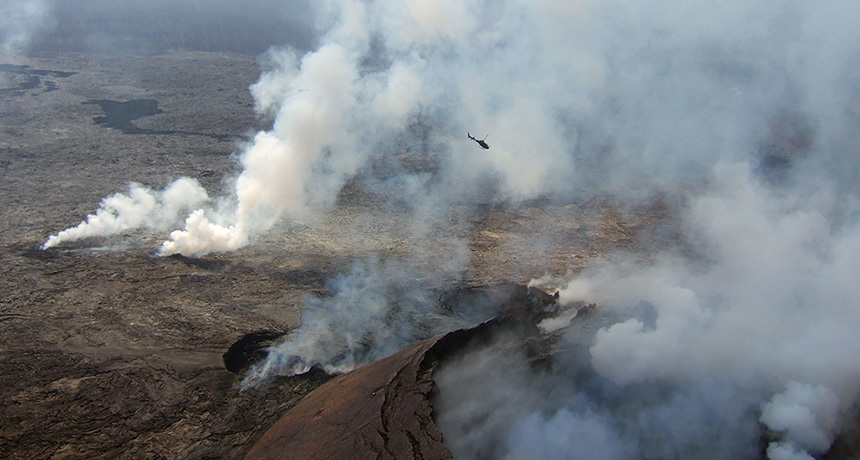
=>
[244,286,572,460]
[245,338,449,460]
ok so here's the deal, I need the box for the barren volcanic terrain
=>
[0,52,672,458]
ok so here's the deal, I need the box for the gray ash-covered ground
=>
[0,52,673,458]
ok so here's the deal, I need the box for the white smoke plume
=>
[419,0,860,459]
[42,0,860,255]
[161,39,365,255]
[241,251,478,388]
[514,164,860,459]
[242,257,433,386]
[0,0,53,55]
[42,178,208,249]
[761,382,841,459]
[38,0,860,455]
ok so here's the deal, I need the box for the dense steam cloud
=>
[38,1,860,458]
[513,164,860,459]
[44,0,860,255]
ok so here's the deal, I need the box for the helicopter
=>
[467,132,490,149]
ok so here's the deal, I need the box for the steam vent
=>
[243,285,575,460]
[4,1,860,459]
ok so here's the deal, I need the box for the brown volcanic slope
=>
[244,286,567,460]
[245,337,449,460]
[0,52,674,458]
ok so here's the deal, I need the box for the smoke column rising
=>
[241,252,475,388]
[46,0,860,254]
[516,164,860,459]
[38,1,860,457]
[160,39,366,255]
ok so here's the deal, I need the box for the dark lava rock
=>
[224,331,286,374]
[83,99,234,140]
[84,99,164,133]
[0,64,76,96]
